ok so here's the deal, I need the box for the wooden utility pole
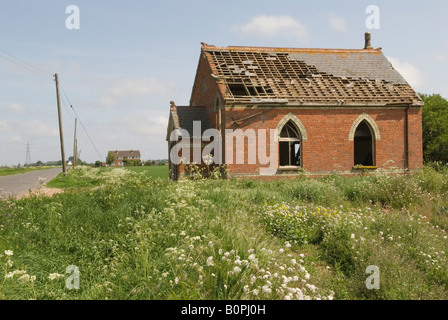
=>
[73,118,77,169]
[54,73,67,175]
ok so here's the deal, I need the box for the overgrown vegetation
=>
[46,166,169,189]
[1,165,448,300]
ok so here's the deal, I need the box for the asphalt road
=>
[0,168,62,198]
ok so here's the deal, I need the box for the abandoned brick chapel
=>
[167,33,423,180]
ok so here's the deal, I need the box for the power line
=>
[0,47,52,79]
[0,47,104,163]
[0,47,52,75]
[58,86,77,120]
[59,84,104,162]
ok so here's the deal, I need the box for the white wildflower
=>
[306,284,317,292]
[4,250,13,256]
[206,256,214,266]
[48,273,65,281]
[18,274,36,283]
[262,285,272,293]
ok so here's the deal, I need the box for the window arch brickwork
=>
[349,113,381,141]
[275,113,308,141]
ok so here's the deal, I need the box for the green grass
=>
[0,166,58,177]
[124,165,169,179]
[1,165,448,300]
[46,165,169,189]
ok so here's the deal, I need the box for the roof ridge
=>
[201,43,382,53]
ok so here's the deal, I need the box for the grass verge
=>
[0,167,59,177]
[1,165,447,300]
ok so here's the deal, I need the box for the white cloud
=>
[109,77,175,98]
[231,15,308,41]
[328,13,347,32]
[8,103,25,113]
[99,77,176,107]
[17,120,59,138]
[0,120,11,132]
[9,136,24,143]
[388,57,425,88]
[111,114,168,136]
[432,53,447,62]
[99,96,118,107]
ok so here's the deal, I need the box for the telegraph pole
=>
[54,73,67,175]
[73,118,77,169]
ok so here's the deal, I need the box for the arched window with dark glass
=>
[279,121,302,167]
[354,120,375,166]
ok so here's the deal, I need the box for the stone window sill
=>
[352,166,378,170]
[278,166,301,171]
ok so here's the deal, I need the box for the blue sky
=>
[0,0,447,166]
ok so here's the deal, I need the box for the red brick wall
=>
[223,107,423,176]
[181,52,423,177]
[189,52,223,129]
[408,107,424,170]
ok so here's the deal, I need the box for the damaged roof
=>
[201,43,423,106]
[168,105,211,139]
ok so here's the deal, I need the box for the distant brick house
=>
[167,33,423,180]
[109,150,141,167]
